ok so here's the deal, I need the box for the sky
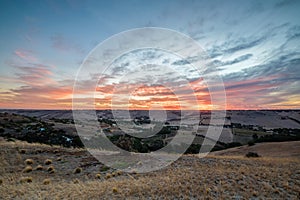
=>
[0,0,300,110]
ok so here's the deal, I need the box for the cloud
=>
[51,34,85,54]
[14,49,38,62]
[208,35,267,59]
[212,54,253,67]
[274,0,299,8]
[222,51,300,109]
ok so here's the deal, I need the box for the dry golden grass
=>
[0,138,299,199]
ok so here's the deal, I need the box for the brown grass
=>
[1,137,299,199]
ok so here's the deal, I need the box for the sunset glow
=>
[0,0,299,110]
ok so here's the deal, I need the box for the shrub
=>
[44,159,52,165]
[35,165,43,170]
[112,187,118,193]
[95,173,101,179]
[248,141,255,146]
[73,167,82,174]
[19,149,26,154]
[73,179,79,184]
[43,178,51,185]
[24,159,34,165]
[6,138,15,142]
[100,165,110,172]
[226,142,243,148]
[47,166,55,173]
[105,173,112,179]
[23,166,33,173]
[0,179,2,184]
[20,177,32,183]
[56,157,62,161]
[53,150,59,154]
[116,170,122,176]
[246,152,260,158]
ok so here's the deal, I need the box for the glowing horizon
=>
[1,1,300,110]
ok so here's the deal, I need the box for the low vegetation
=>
[0,138,299,199]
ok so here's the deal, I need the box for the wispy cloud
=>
[51,34,85,55]
[14,49,38,62]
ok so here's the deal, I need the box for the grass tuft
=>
[43,178,51,185]
[20,177,32,183]
[35,165,43,170]
[95,173,101,179]
[73,167,82,174]
[116,170,122,175]
[105,173,112,179]
[24,159,34,165]
[73,179,79,184]
[44,159,52,165]
[23,166,33,173]
[19,149,26,154]
[47,165,55,173]
[112,187,118,193]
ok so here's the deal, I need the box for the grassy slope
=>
[0,138,299,199]
[210,141,300,158]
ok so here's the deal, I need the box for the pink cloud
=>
[14,49,38,62]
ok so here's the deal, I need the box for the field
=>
[0,138,299,199]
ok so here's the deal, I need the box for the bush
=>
[24,159,34,165]
[95,173,101,179]
[112,187,118,193]
[35,165,43,170]
[23,166,33,173]
[47,166,55,173]
[248,141,255,146]
[246,152,260,158]
[19,149,26,154]
[73,167,82,174]
[44,159,52,165]
[43,178,51,185]
[100,165,110,172]
[226,142,242,148]
[105,173,112,179]
[20,177,32,183]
